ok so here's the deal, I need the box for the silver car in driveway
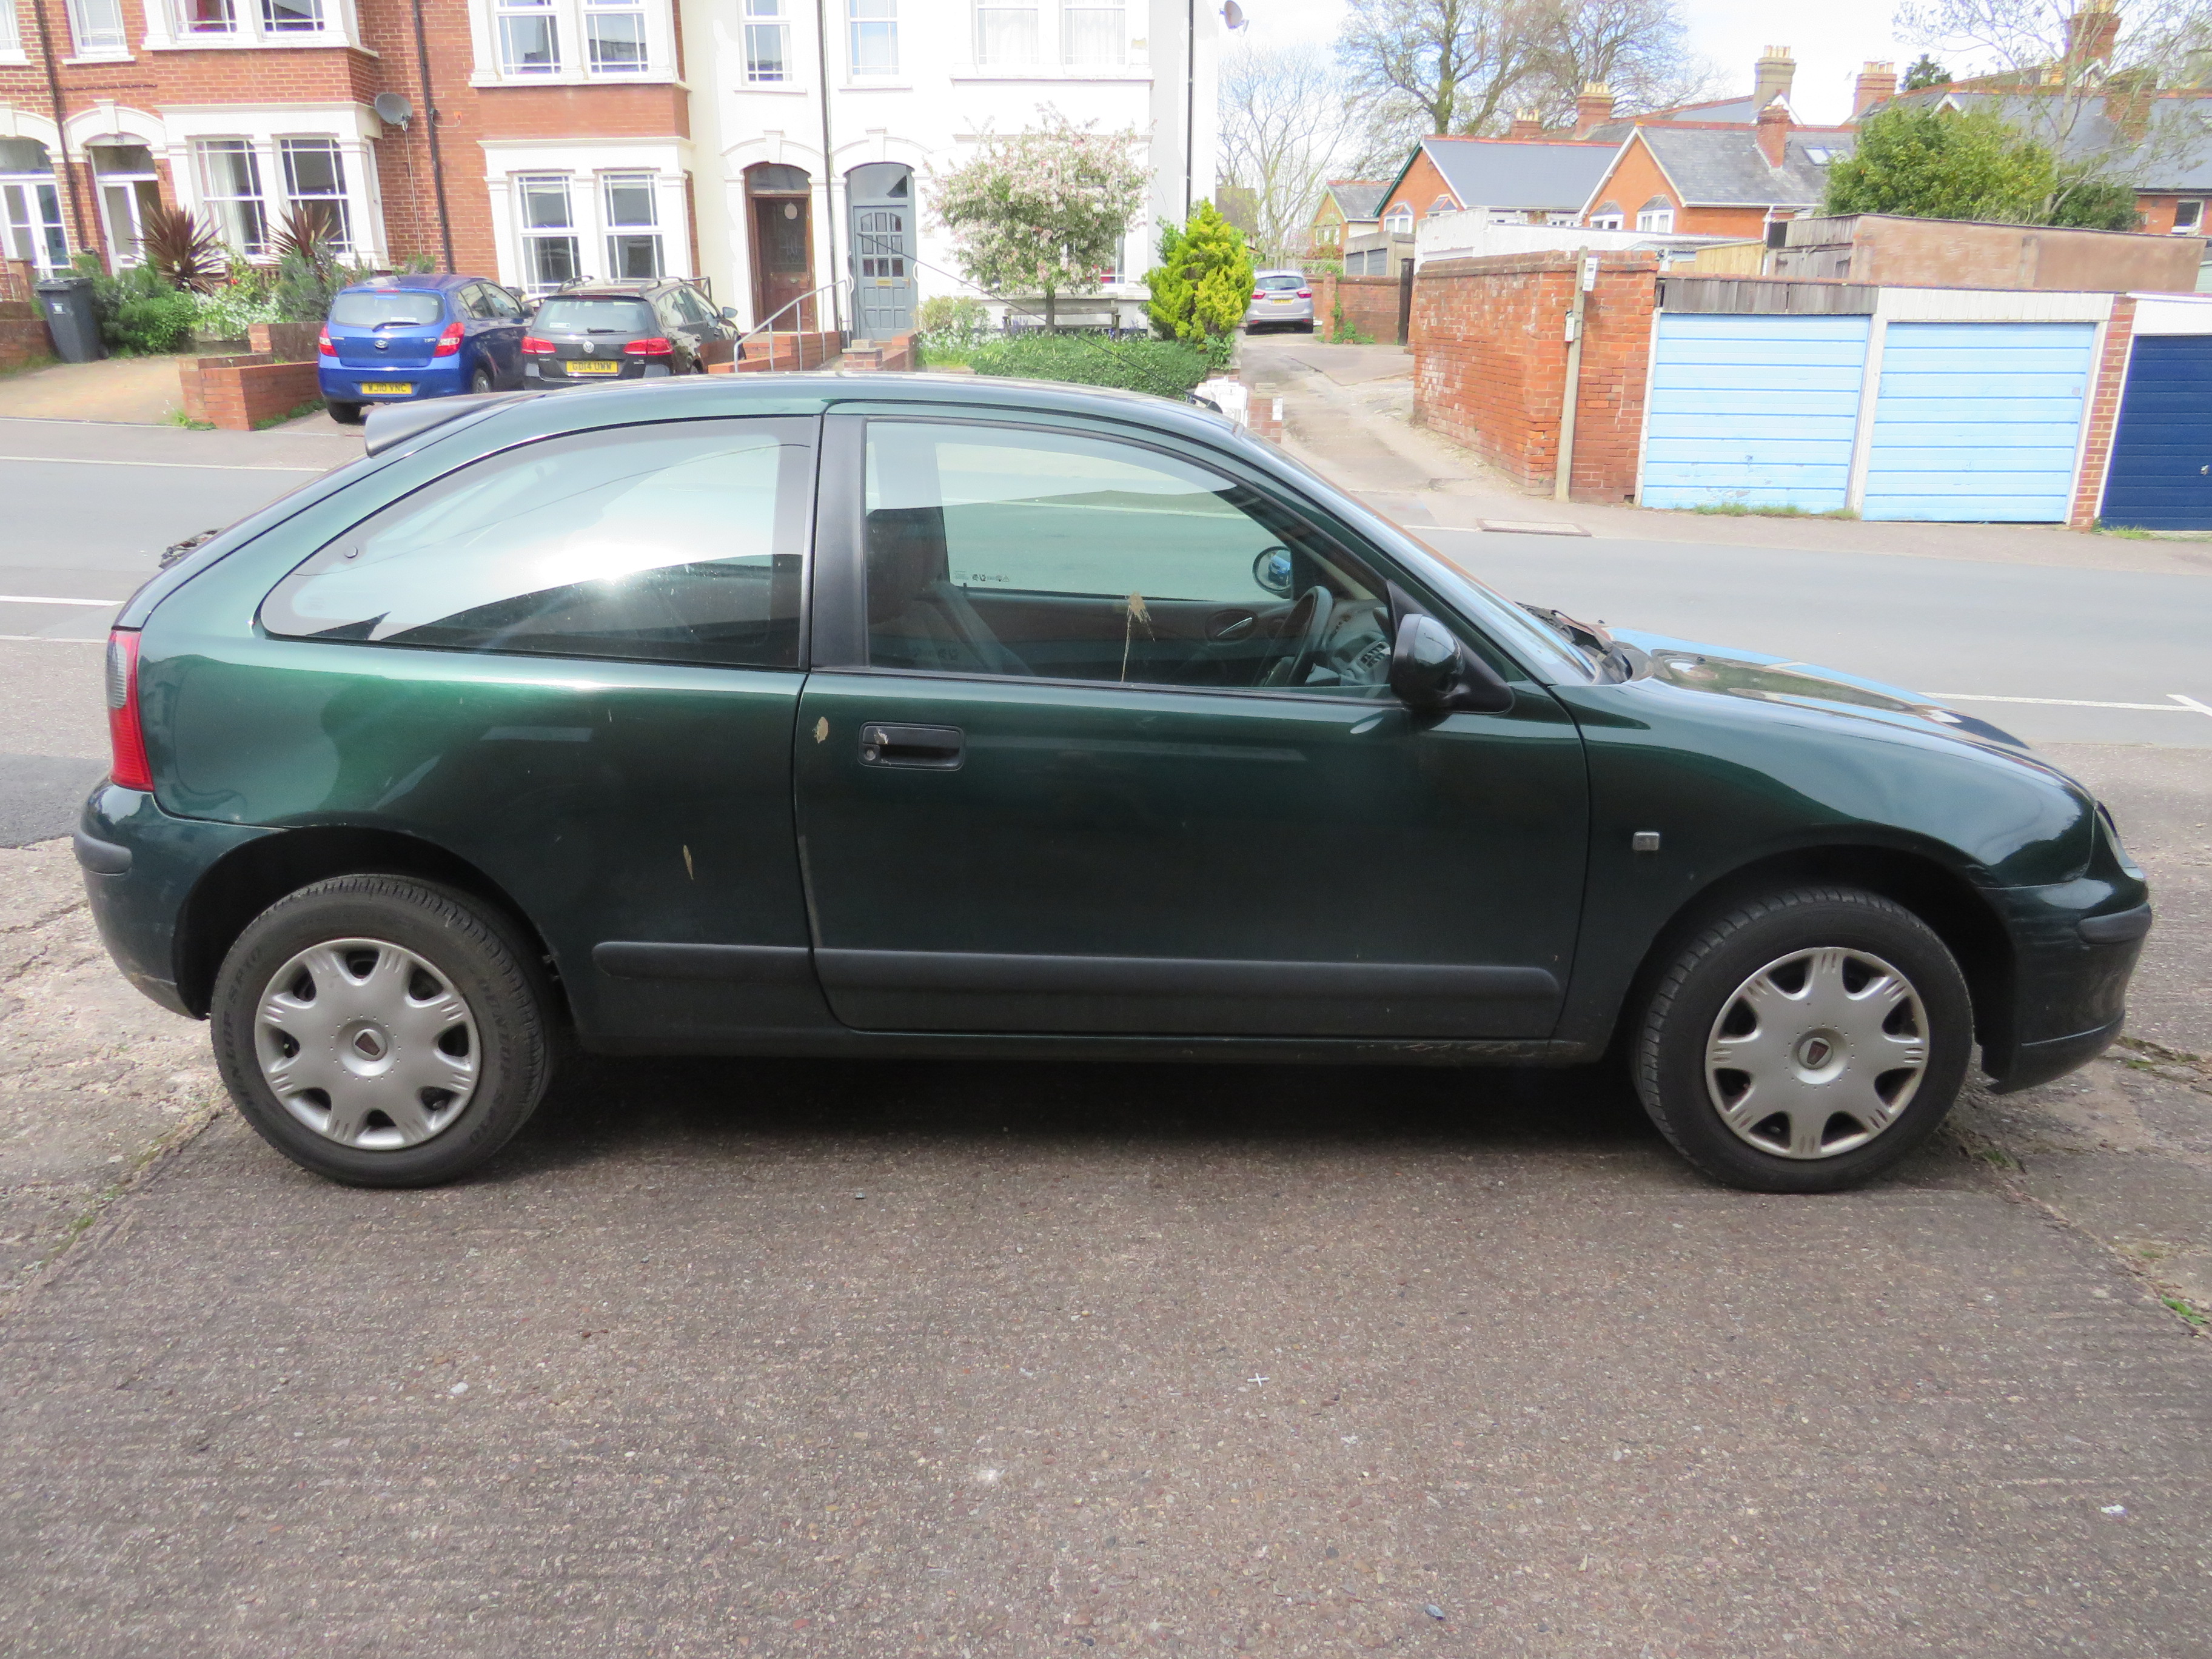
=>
[1244,269,1314,332]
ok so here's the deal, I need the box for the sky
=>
[1228,0,1924,127]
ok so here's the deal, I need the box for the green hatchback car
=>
[79,375,2151,1193]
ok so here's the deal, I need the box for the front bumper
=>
[1980,873,2152,1094]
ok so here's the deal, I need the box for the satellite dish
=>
[1222,0,1246,26]
[373,92,414,130]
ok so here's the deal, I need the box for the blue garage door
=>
[2100,335,2212,529]
[1640,313,1869,512]
[1860,322,2095,522]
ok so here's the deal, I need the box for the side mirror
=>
[1390,613,1513,714]
[1253,546,1295,595]
[720,305,739,321]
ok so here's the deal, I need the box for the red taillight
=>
[318,326,337,356]
[623,337,674,357]
[106,630,153,792]
[1298,289,1312,299]
[431,320,464,357]
[520,335,556,354]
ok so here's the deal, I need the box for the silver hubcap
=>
[254,938,479,1151]
[1704,947,1929,1160]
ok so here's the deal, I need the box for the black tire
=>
[469,367,494,395]
[327,400,365,425]
[1632,886,1972,1193]
[211,876,554,1187]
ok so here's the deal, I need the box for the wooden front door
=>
[749,185,814,329]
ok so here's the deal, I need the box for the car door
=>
[793,414,1590,1039]
[231,414,828,1047]
[478,282,529,385]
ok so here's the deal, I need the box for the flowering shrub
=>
[193,283,283,338]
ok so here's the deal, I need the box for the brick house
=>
[1372,133,1615,242]
[1304,177,1383,260]
[1576,114,1849,238]
[0,0,1220,330]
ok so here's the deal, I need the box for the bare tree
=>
[1219,41,1367,265]
[1523,0,1721,125]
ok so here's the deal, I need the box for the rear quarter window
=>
[259,419,816,670]
[329,290,446,327]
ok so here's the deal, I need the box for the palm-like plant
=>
[138,206,223,293]
[272,204,338,273]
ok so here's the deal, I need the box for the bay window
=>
[260,0,323,30]
[848,0,895,75]
[281,138,352,250]
[176,0,237,32]
[602,174,662,278]
[518,176,581,292]
[197,139,269,255]
[1,147,69,274]
[743,0,788,79]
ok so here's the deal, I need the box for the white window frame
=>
[1383,202,1413,233]
[469,0,675,84]
[1,171,71,275]
[0,0,25,57]
[601,172,663,279]
[974,0,1037,65]
[1588,213,1623,230]
[1061,0,1122,65]
[848,0,896,76]
[742,0,789,82]
[144,0,365,50]
[280,135,354,251]
[65,0,130,56]
[2173,199,2202,233]
[584,0,648,73]
[169,117,386,264]
[1637,206,1674,233]
[516,175,582,293]
[195,137,270,255]
[484,150,692,295]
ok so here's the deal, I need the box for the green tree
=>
[1900,53,1950,91]
[1823,104,2057,221]
[928,112,1147,329]
[2048,174,2145,230]
[1144,203,1255,350]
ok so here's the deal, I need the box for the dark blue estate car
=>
[318,275,530,425]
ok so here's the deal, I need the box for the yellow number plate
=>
[567,360,621,374]
[358,381,413,394]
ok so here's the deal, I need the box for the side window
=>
[861,421,1395,695]
[675,287,718,326]
[263,419,813,669]
[455,282,488,318]
[483,284,524,318]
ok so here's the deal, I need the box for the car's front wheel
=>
[1632,886,1972,1193]
[211,876,554,1187]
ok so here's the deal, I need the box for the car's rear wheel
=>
[1632,886,1972,1193]
[211,876,554,1187]
[469,367,494,395]
[327,401,364,425]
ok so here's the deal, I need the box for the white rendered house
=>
[684,0,1221,333]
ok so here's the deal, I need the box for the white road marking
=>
[0,634,106,643]
[0,454,326,473]
[2170,692,2212,719]
[0,594,119,607]
[1926,693,2201,713]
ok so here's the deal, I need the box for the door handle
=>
[859,722,964,769]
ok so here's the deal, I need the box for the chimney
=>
[2063,0,2120,69]
[1508,109,1544,140]
[1573,82,1615,138]
[1753,45,1795,111]
[1756,96,1791,167]
[1853,60,1897,116]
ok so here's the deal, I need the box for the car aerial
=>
[81,375,2151,1194]
[318,274,530,426]
[520,279,737,386]
[1245,270,1315,332]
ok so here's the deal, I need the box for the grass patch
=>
[0,354,56,381]
[252,397,326,431]
[164,407,215,431]
[1689,501,1860,520]
[2094,520,2155,538]
[2161,1296,2208,1329]
[917,340,979,369]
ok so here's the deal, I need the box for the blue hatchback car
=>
[318,274,530,426]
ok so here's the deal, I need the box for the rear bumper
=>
[76,783,273,1019]
[318,363,466,403]
[525,360,672,384]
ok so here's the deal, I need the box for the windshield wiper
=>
[1519,603,1634,682]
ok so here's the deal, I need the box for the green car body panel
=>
[78,374,2148,1093]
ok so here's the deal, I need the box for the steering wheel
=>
[1260,585,1336,688]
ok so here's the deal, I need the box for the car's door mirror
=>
[1390,613,1513,714]
[720,305,739,321]
[1253,546,1295,596]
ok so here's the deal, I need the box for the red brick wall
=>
[2071,295,2139,528]
[0,304,55,372]
[196,359,323,429]
[1412,250,1660,503]
[1310,272,1399,342]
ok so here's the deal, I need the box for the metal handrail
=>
[732,277,851,372]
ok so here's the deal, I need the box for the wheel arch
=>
[1618,842,2015,1062]
[174,826,569,1024]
